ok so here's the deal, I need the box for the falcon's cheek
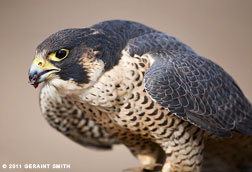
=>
[80,58,105,88]
[57,63,90,85]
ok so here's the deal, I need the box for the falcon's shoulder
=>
[142,46,252,137]
[39,84,119,149]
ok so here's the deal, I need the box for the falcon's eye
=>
[56,49,67,59]
[48,49,69,62]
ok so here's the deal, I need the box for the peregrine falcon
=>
[28,20,252,172]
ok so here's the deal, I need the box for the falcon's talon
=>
[123,164,162,172]
[29,20,252,172]
[122,167,142,172]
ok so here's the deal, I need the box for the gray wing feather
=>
[142,46,252,137]
[39,84,119,149]
[122,30,252,137]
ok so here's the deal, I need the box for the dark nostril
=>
[28,71,37,81]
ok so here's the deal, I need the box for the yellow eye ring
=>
[48,49,69,62]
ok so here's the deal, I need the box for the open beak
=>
[28,57,60,88]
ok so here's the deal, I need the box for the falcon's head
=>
[28,28,120,90]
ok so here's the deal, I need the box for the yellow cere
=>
[33,57,60,70]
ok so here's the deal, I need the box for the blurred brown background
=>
[0,0,251,172]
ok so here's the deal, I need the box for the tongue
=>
[33,84,39,88]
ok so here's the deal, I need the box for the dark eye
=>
[48,49,69,62]
[56,49,68,59]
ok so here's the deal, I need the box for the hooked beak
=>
[28,57,60,88]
